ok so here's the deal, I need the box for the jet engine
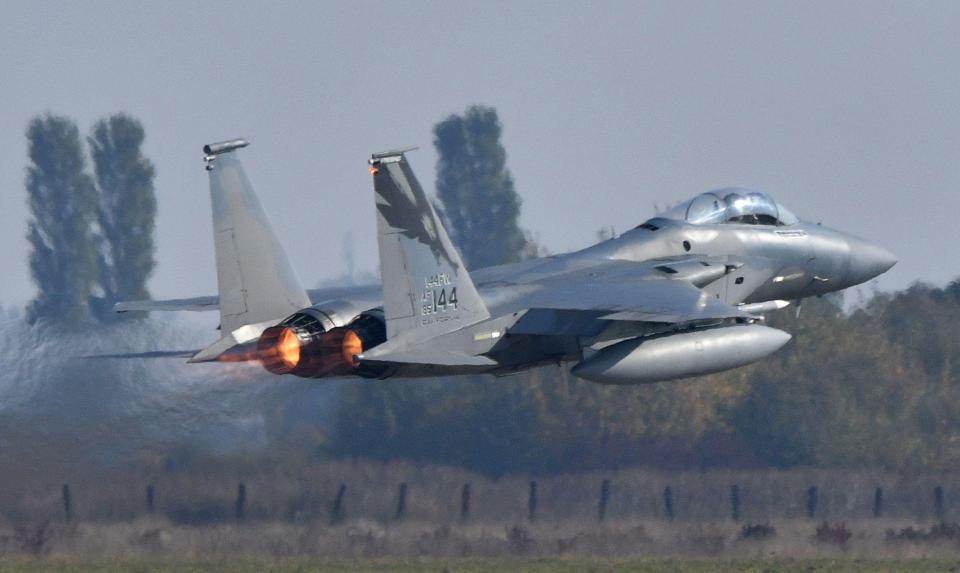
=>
[571,324,791,384]
[256,303,387,378]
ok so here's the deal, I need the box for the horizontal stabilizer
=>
[115,297,218,313]
[187,320,277,363]
[114,285,384,314]
[79,333,265,363]
[77,349,199,360]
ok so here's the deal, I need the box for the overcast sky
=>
[1,1,958,307]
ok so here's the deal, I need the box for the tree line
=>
[20,105,532,326]
[23,105,960,478]
[24,113,156,326]
[332,106,960,476]
[330,284,960,476]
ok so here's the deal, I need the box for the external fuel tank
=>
[571,324,791,384]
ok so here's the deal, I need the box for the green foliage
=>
[334,282,960,475]
[25,114,99,326]
[433,106,528,269]
[334,365,750,475]
[87,114,157,320]
[23,112,156,325]
[728,286,960,471]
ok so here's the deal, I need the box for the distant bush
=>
[11,520,68,556]
[886,522,960,543]
[506,525,533,554]
[814,521,852,545]
[332,284,960,476]
[740,523,776,540]
[167,502,230,526]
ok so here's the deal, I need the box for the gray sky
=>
[2,1,958,306]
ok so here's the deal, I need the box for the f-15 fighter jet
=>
[116,139,896,384]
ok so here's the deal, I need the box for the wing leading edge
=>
[498,259,754,324]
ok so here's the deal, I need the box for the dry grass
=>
[0,517,955,561]
[0,462,954,526]
[0,559,947,573]
[0,558,959,573]
[0,462,955,561]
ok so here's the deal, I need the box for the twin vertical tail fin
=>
[191,140,311,362]
[150,142,482,363]
[369,150,489,343]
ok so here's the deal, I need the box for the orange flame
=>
[259,326,302,374]
[275,327,301,370]
[341,329,363,365]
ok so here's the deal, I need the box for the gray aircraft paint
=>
[206,143,310,334]
[369,151,489,344]
[571,324,792,384]
[116,143,896,384]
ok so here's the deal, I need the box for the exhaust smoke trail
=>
[0,312,336,478]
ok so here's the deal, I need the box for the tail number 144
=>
[422,287,458,315]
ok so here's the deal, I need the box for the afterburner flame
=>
[256,315,383,378]
[276,327,301,370]
[341,329,363,365]
[258,326,302,375]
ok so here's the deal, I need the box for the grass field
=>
[1,518,959,567]
[0,558,958,573]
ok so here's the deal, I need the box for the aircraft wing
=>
[118,260,748,326]
[507,259,753,324]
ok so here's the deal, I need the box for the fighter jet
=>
[116,139,896,384]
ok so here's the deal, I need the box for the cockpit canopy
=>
[658,188,800,226]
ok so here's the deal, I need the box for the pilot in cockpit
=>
[659,188,799,227]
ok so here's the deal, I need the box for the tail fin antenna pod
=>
[370,150,489,341]
[205,139,311,335]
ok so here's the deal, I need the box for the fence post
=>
[730,484,741,521]
[395,482,407,521]
[873,487,883,518]
[62,484,72,524]
[331,483,347,525]
[528,481,538,523]
[663,486,674,521]
[235,483,246,522]
[935,486,944,521]
[460,482,471,523]
[146,484,156,515]
[598,479,610,522]
[806,486,818,519]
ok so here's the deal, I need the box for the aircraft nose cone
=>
[847,238,897,285]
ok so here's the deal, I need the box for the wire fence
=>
[3,465,956,526]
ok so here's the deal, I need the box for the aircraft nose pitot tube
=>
[257,309,387,378]
[571,324,791,385]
